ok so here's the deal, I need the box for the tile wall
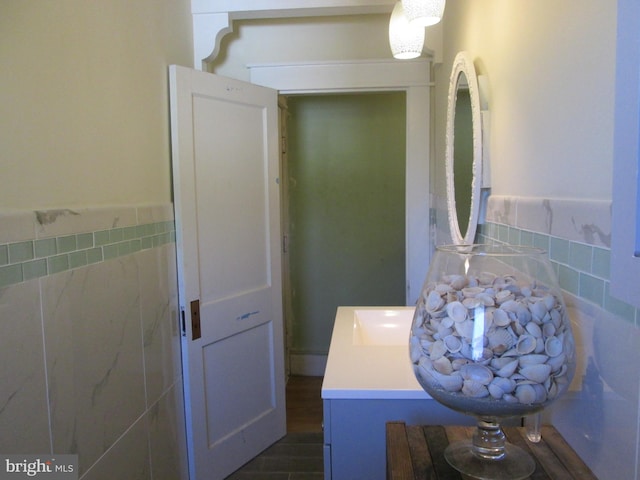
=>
[434,194,640,479]
[0,205,187,479]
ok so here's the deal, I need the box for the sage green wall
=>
[287,93,406,354]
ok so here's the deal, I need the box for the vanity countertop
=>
[321,306,431,400]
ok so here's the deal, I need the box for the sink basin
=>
[352,308,415,345]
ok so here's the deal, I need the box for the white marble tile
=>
[0,279,50,453]
[0,210,37,243]
[136,204,174,224]
[35,206,137,239]
[515,197,612,248]
[41,258,146,475]
[138,245,181,406]
[485,195,517,226]
[80,415,151,480]
[148,385,188,480]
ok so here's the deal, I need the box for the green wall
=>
[287,93,406,354]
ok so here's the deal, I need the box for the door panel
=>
[169,65,285,480]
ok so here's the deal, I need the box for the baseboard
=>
[289,353,327,376]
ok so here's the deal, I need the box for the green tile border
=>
[0,221,175,288]
[477,221,639,326]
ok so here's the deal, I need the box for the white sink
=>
[352,308,415,346]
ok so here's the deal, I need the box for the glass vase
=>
[409,244,576,480]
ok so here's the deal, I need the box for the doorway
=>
[282,92,407,375]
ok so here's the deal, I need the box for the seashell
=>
[462,379,490,398]
[516,334,537,355]
[502,393,519,404]
[499,299,519,312]
[490,376,516,394]
[515,384,537,404]
[447,275,468,290]
[492,308,511,327]
[525,322,543,338]
[543,294,557,311]
[429,339,448,360]
[495,359,519,378]
[416,358,464,392]
[462,297,484,309]
[454,319,475,341]
[550,309,563,329]
[446,301,468,322]
[518,354,549,367]
[462,286,485,298]
[433,356,453,375]
[425,290,445,314]
[520,364,552,384]
[444,334,463,353]
[529,300,548,322]
[515,304,533,325]
[535,337,546,354]
[496,290,515,304]
[544,336,563,357]
[410,337,423,363]
[434,283,454,294]
[542,322,556,337]
[546,353,567,373]
[532,383,548,403]
[476,293,496,307]
[478,271,497,285]
[452,358,471,371]
[487,328,515,353]
[460,364,494,385]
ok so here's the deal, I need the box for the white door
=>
[169,65,286,480]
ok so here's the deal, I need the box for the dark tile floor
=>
[225,376,324,479]
[224,432,324,480]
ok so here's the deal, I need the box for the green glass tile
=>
[117,241,132,257]
[569,242,592,273]
[35,238,57,258]
[604,283,636,323]
[109,228,124,243]
[557,264,579,295]
[103,244,119,260]
[9,241,34,263]
[48,254,69,274]
[0,264,23,288]
[136,225,147,238]
[130,239,142,253]
[141,237,153,250]
[508,227,521,245]
[579,273,604,307]
[520,230,534,246]
[69,251,88,269]
[549,237,569,264]
[169,231,176,243]
[56,235,77,254]
[592,247,610,279]
[77,233,93,250]
[532,233,550,253]
[496,224,509,242]
[123,226,137,241]
[94,230,111,246]
[87,247,103,264]
[0,245,8,266]
[23,259,47,280]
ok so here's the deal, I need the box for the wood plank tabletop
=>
[386,422,598,480]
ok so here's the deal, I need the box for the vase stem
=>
[472,419,506,461]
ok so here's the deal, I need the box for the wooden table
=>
[386,422,598,480]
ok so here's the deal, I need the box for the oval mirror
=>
[445,51,483,245]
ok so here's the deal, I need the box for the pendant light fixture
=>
[389,1,425,60]
[401,0,446,27]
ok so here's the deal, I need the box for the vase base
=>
[444,440,536,480]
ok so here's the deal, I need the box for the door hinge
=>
[190,299,202,340]
[180,308,186,337]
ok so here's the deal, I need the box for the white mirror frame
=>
[445,51,483,245]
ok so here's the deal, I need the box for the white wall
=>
[435,0,616,202]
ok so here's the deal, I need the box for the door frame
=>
[249,59,432,375]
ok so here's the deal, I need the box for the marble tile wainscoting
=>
[0,206,188,479]
[469,195,639,480]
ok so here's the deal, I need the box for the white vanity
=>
[321,306,473,480]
